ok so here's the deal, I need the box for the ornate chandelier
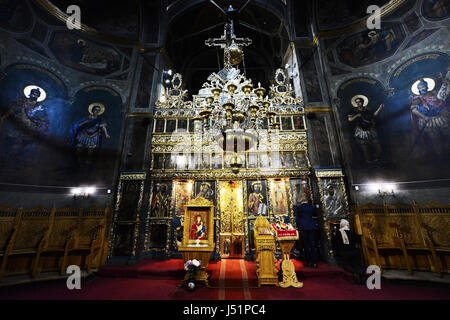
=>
[198,23,287,172]
[156,21,302,173]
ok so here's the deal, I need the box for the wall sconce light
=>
[71,186,96,199]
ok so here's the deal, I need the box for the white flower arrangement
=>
[184,259,202,281]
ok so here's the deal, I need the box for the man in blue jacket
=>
[294,198,317,268]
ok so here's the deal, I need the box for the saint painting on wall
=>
[294,151,308,167]
[319,178,346,220]
[422,0,449,20]
[282,152,295,168]
[347,95,384,164]
[290,179,311,205]
[164,153,175,169]
[247,180,268,216]
[70,102,111,175]
[153,153,164,169]
[293,116,305,130]
[0,86,50,167]
[194,181,215,203]
[174,180,193,216]
[337,77,389,180]
[166,119,176,133]
[50,33,122,76]
[201,153,210,169]
[386,53,450,181]
[67,86,123,184]
[336,24,404,68]
[281,116,293,131]
[150,181,172,218]
[269,179,289,216]
[155,119,165,132]
[408,75,449,158]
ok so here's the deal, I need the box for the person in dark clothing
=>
[294,198,317,268]
[332,219,365,285]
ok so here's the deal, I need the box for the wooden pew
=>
[354,201,450,276]
[0,206,111,280]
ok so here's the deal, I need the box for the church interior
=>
[0,0,449,303]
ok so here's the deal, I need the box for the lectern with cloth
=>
[272,217,303,288]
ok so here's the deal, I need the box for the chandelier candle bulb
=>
[212,87,221,101]
[242,84,253,95]
[254,87,266,100]
[227,83,237,95]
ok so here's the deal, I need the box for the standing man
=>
[294,198,317,268]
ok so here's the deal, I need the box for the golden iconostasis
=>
[142,177,311,257]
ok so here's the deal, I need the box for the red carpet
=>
[208,259,259,289]
[0,258,449,300]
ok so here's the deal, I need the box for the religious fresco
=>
[336,23,405,68]
[336,77,390,181]
[193,181,215,203]
[386,53,449,180]
[150,181,172,218]
[68,87,124,184]
[268,179,289,216]
[336,53,449,183]
[0,64,124,185]
[173,180,193,217]
[247,180,268,216]
[0,0,32,32]
[49,32,122,76]
[0,64,67,184]
[422,0,450,20]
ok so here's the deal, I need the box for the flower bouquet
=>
[184,259,201,291]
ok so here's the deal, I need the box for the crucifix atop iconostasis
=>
[204,4,252,71]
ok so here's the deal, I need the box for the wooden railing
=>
[0,206,111,280]
[353,201,450,277]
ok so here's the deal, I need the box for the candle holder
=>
[212,88,221,102]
